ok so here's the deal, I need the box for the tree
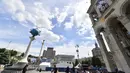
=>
[92,56,102,67]
[0,49,20,64]
[0,48,6,52]
[0,52,9,64]
[20,53,24,57]
[81,59,89,64]
[10,50,17,56]
[74,59,79,67]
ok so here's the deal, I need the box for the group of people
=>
[51,65,90,73]
[51,65,77,73]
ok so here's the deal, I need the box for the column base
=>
[19,56,28,63]
[1,57,29,73]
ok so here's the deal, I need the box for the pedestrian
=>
[52,65,58,73]
[66,66,70,73]
[71,66,75,73]
[115,67,118,73]
[51,69,53,73]
[22,64,28,73]
[39,68,42,72]
[82,69,86,73]
[96,70,100,73]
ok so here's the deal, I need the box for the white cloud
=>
[55,41,93,58]
[64,22,74,30]
[57,12,67,23]
[37,29,60,43]
[1,0,25,14]
[1,0,53,30]
[54,0,92,36]
[72,0,92,36]
[54,7,60,17]
[1,0,62,43]
[13,12,25,22]
[59,35,66,41]
[64,16,74,30]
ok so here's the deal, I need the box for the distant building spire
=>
[95,42,98,48]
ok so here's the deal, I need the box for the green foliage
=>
[0,53,9,64]
[92,56,102,67]
[10,50,17,56]
[74,59,79,67]
[81,59,89,64]
[0,48,21,64]
[0,48,6,52]
[20,53,24,57]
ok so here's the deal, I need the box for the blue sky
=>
[0,0,96,58]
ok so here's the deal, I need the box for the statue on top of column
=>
[95,42,98,48]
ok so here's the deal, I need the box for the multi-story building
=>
[87,0,130,72]
[55,54,74,63]
[55,54,74,68]
[92,43,104,62]
[42,47,55,59]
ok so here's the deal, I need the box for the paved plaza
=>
[0,70,65,73]
[26,71,64,73]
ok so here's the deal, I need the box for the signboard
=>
[97,0,109,13]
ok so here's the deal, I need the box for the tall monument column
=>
[20,36,35,62]
[96,33,114,72]
[20,28,40,63]
[1,28,40,73]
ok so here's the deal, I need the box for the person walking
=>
[71,66,75,73]
[52,65,58,73]
[22,64,28,73]
[96,70,101,73]
[66,66,70,73]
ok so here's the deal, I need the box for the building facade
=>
[92,43,104,62]
[55,54,74,68]
[87,0,130,72]
[42,47,55,59]
[55,54,74,64]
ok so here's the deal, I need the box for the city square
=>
[0,0,130,73]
